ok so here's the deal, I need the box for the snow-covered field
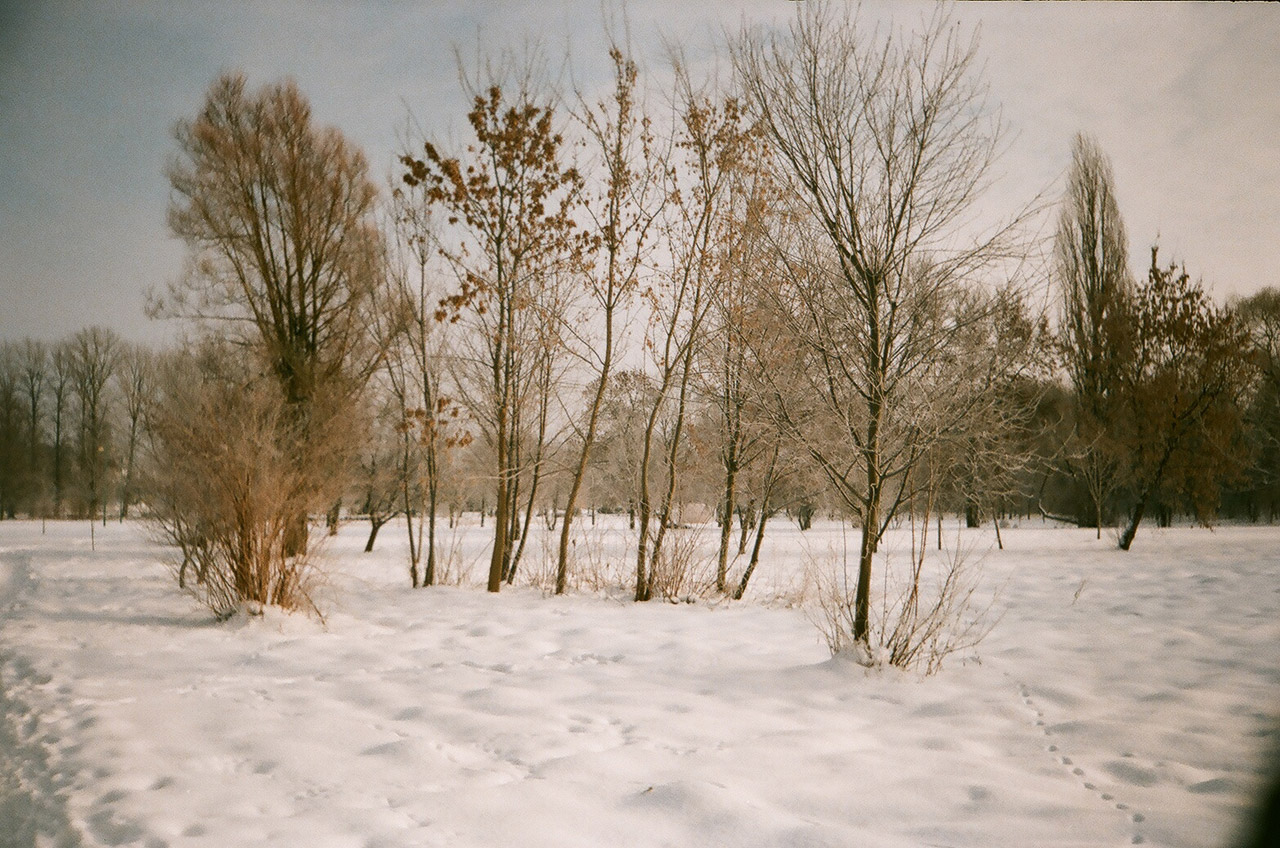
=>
[1,516,1277,847]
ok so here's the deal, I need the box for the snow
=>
[1,517,1278,847]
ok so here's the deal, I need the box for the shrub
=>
[144,350,347,618]
[805,520,996,675]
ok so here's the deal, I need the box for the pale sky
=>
[1,1,1278,344]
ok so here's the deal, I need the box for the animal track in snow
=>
[1010,676,1147,846]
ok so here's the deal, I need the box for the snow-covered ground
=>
[1,516,1277,847]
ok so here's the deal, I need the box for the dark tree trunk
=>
[364,516,388,553]
[404,487,419,588]
[1118,494,1147,551]
[796,503,814,531]
[327,500,341,536]
[424,484,438,587]
[733,444,779,600]
[488,467,509,592]
[733,508,771,600]
[737,502,754,557]
[284,512,308,557]
[854,385,885,647]
[715,462,737,594]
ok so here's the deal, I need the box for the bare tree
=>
[164,72,383,554]
[632,71,745,601]
[49,340,73,517]
[502,290,570,586]
[0,345,18,519]
[383,168,461,586]
[71,326,119,536]
[694,118,784,594]
[1239,288,1280,396]
[115,342,155,520]
[402,67,583,593]
[554,42,663,594]
[734,3,1024,649]
[18,340,48,516]
[728,431,788,600]
[351,393,406,554]
[930,287,1051,549]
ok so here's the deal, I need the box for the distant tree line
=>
[2,3,1275,661]
[0,328,154,527]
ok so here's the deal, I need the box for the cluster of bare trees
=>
[362,6,1047,666]
[5,3,1277,664]
[0,328,155,535]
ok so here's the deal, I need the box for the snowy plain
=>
[1,516,1278,848]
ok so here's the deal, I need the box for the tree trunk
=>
[796,503,813,530]
[556,304,614,594]
[487,316,510,593]
[736,503,753,557]
[715,461,737,594]
[403,467,419,588]
[647,345,698,601]
[634,494,651,601]
[284,512,308,558]
[1118,493,1147,551]
[634,393,663,602]
[508,452,543,586]
[502,469,521,584]
[424,506,437,586]
[733,507,770,600]
[405,510,419,588]
[364,517,386,553]
[733,444,779,600]
[52,413,63,518]
[327,500,341,536]
[854,389,883,646]
[854,510,876,645]
[1119,445,1176,551]
[488,478,509,593]
[424,478,438,587]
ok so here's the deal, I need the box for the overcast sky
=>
[1,1,1278,344]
